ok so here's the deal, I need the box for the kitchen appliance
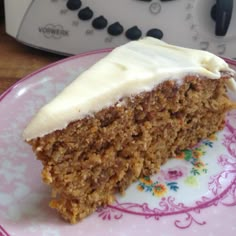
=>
[4,0,236,57]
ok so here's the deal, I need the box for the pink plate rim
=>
[0,49,235,103]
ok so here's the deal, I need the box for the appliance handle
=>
[215,0,234,36]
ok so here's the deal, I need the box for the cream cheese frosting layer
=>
[23,37,236,141]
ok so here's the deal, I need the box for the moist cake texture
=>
[23,38,236,223]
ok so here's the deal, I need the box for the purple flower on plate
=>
[159,166,188,181]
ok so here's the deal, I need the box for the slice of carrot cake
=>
[23,37,236,223]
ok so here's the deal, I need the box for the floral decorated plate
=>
[0,50,236,236]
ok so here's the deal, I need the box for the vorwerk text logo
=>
[38,24,69,39]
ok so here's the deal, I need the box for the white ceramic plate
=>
[0,50,236,236]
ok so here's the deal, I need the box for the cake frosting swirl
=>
[23,37,236,141]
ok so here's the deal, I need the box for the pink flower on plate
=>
[159,166,188,182]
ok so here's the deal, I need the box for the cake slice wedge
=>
[23,37,236,223]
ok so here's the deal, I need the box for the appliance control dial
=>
[146,28,163,39]
[78,7,93,21]
[92,16,108,30]
[125,26,142,40]
[66,0,81,11]
[107,22,124,36]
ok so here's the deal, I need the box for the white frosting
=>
[23,37,236,141]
